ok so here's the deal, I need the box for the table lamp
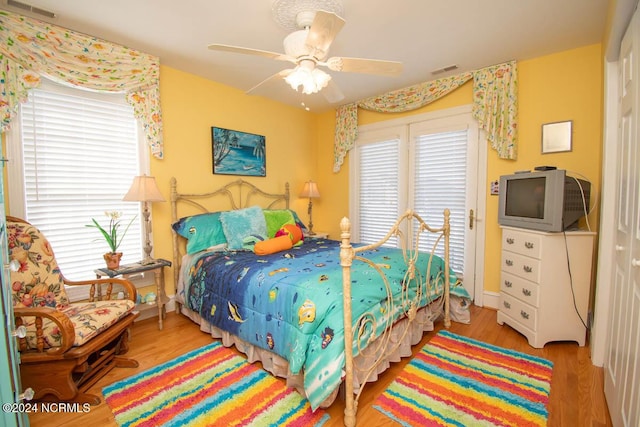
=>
[299,181,320,235]
[123,175,165,264]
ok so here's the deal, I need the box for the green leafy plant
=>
[86,211,136,253]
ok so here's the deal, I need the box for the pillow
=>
[172,212,227,254]
[254,224,304,255]
[263,209,296,238]
[219,205,268,250]
[289,209,308,231]
[264,209,307,233]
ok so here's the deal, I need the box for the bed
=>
[170,178,470,427]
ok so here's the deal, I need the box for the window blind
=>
[19,87,143,280]
[413,129,467,273]
[357,139,400,246]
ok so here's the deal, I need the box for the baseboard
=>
[482,291,500,310]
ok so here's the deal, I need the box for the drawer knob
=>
[503,301,511,309]
[523,265,533,273]
[524,241,535,249]
[506,238,515,244]
[504,280,513,288]
[520,310,530,320]
[522,288,532,296]
[505,259,513,266]
[632,259,640,268]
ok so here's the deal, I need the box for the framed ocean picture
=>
[211,127,266,176]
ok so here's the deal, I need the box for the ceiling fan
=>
[207,1,402,104]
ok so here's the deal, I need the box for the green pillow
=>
[219,206,268,250]
[263,209,296,238]
[171,212,226,254]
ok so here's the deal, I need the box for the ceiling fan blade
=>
[208,44,295,63]
[325,57,403,76]
[322,79,345,104]
[305,11,345,59]
[246,69,293,95]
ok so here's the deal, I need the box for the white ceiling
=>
[1,0,609,112]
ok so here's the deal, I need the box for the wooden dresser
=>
[497,226,596,348]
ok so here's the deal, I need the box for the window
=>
[350,107,477,276]
[357,138,402,246]
[7,80,145,281]
[412,128,468,273]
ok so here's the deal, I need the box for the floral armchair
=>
[7,216,140,404]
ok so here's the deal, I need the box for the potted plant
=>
[87,211,136,270]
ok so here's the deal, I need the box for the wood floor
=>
[28,304,612,426]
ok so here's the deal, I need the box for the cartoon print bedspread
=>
[180,237,467,409]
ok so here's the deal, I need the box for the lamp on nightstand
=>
[123,175,165,265]
[300,181,320,235]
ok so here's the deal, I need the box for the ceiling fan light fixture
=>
[285,61,331,94]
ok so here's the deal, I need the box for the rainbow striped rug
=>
[374,330,553,426]
[103,341,329,427]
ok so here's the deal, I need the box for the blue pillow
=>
[219,206,268,250]
[288,209,308,231]
[172,212,226,254]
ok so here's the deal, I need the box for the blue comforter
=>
[180,237,467,409]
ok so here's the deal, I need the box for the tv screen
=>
[498,169,591,232]
[504,177,546,219]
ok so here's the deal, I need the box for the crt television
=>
[498,169,590,232]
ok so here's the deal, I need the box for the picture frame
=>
[212,127,266,176]
[541,120,572,154]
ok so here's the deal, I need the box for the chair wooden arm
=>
[14,306,75,356]
[62,276,137,303]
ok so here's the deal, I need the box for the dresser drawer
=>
[501,251,542,283]
[499,293,537,331]
[502,228,542,259]
[500,271,540,307]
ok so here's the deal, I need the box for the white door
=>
[408,115,479,300]
[0,142,28,426]
[350,106,483,301]
[605,9,640,426]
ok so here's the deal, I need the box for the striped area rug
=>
[374,330,553,426]
[103,341,329,427]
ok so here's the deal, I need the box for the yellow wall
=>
[313,43,603,296]
[4,44,602,300]
[150,66,320,292]
[485,44,603,294]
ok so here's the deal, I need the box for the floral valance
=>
[333,61,518,172]
[0,10,164,159]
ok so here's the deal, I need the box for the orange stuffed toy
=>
[254,224,303,255]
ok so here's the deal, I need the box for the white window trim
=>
[5,79,152,301]
[348,126,408,243]
[7,79,151,217]
[348,104,487,304]
[349,104,474,233]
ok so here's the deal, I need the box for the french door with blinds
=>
[350,106,481,300]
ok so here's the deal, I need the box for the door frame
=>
[349,104,487,304]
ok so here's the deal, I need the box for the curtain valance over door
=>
[334,61,517,172]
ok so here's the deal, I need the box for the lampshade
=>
[122,175,165,202]
[300,181,320,198]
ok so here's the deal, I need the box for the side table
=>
[94,258,171,330]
